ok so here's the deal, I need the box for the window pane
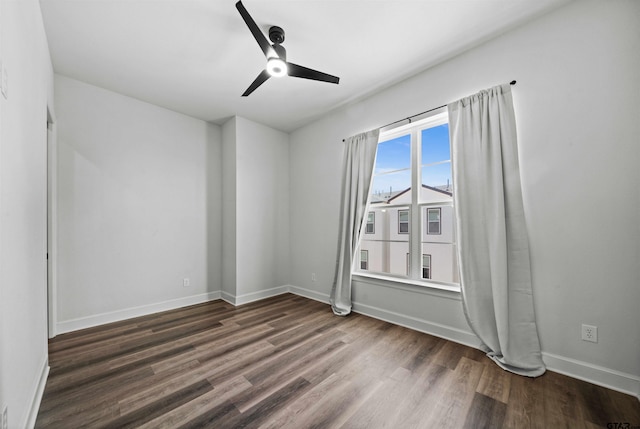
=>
[421,164,452,195]
[421,124,450,165]
[421,243,458,283]
[422,267,430,279]
[421,124,453,197]
[422,254,431,268]
[366,212,375,234]
[371,134,411,201]
[422,254,431,279]
[360,250,368,270]
[398,210,409,234]
[377,134,411,173]
[421,206,458,284]
[358,207,410,277]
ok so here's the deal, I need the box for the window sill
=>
[351,272,461,301]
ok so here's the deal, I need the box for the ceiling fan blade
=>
[235,1,273,58]
[242,69,271,96]
[287,63,339,84]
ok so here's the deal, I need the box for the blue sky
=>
[371,124,452,195]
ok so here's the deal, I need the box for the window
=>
[365,212,375,234]
[406,253,411,276]
[360,250,368,270]
[355,110,459,287]
[427,208,441,235]
[422,254,431,279]
[398,210,409,234]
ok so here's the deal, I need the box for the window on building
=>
[406,253,411,276]
[422,254,431,279]
[365,212,375,234]
[427,208,441,235]
[398,210,409,234]
[360,250,368,270]
[355,110,459,288]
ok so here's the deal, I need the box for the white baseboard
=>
[286,284,480,348]
[350,301,483,350]
[542,352,640,399]
[221,285,289,306]
[25,358,49,429]
[221,290,236,305]
[56,291,221,334]
[287,285,330,304]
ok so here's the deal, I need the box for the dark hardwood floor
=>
[36,294,639,428]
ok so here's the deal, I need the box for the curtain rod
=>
[343,80,516,142]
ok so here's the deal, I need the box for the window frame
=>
[426,207,441,235]
[398,209,409,234]
[365,211,375,234]
[360,249,368,271]
[354,108,459,292]
[422,254,432,279]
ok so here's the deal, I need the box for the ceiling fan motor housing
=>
[269,26,285,44]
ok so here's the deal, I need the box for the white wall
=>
[236,117,290,297]
[54,75,222,331]
[222,116,290,303]
[0,0,54,427]
[222,118,237,299]
[290,0,640,395]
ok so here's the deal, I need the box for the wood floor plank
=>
[381,361,450,428]
[257,372,344,429]
[420,356,485,428]
[543,370,586,427]
[502,372,546,429]
[210,377,313,429]
[476,358,512,403]
[36,294,640,429]
[462,392,508,429]
[232,338,347,413]
[137,375,252,429]
[118,339,276,415]
[98,379,214,429]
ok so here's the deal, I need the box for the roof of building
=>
[371,184,452,205]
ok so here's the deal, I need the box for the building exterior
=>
[358,184,459,284]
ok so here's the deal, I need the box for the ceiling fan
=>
[235,1,340,97]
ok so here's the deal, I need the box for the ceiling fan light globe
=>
[267,58,287,77]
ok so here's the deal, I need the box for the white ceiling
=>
[40,0,570,132]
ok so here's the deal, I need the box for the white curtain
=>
[330,129,380,316]
[449,84,545,376]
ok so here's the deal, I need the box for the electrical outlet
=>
[311,273,316,282]
[581,324,598,343]
[183,278,190,287]
[2,405,8,429]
